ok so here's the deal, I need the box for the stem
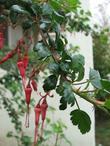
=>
[84,81,90,90]
[73,80,88,85]
[104,89,110,94]
[80,89,96,93]
[54,133,59,146]
[29,57,49,81]
[40,29,49,47]
[75,98,80,110]
[40,30,61,63]
[72,87,110,115]
[73,87,104,106]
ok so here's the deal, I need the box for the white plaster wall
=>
[0,0,95,146]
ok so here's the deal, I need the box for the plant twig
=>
[80,89,96,93]
[73,87,104,107]
[73,80,88,85]
[75,98,80,110]
[54,133,59,146]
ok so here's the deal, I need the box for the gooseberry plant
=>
[0,0,110,145]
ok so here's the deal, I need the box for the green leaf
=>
[65,0,80,8]
[104,99,110,110]
[70,110,91,134]
[48,62,60,74]
[95,79,110,99]
[89,68,102,89]
[57,81,75,107]
[56,85,64,96]
[101,79,110,91]
[56,36,65,51]
[34,41,51,59]
[30,4,41,16]
[10,5,27,14]
[10,10,18,24]
[62,82,75,105]
[60,62,70,73]
[7,131,13,137]
[71,54,85,67]
[49,0,61,10]
[40,20,51,31]
[61,50,71,61]
[43,75,58,92]
[49,0,80,12]
[53,10,64,23]
[22,20,32,30]
[0,15,6,23]
[42,3,53,15]
[76,66,85,81]
[59,97,67,110]
[70,54,85,81]
[21,135,32,145]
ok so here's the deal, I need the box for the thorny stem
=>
[72,87,110,115]
[73,87,104,106]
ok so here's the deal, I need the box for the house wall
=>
[0,0,95,146]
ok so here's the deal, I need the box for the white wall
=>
[0,0,95,146]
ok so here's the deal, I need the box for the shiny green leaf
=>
[70,110,91,134]
[89,68,102,89]
[43,75,58,92]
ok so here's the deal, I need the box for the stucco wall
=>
[0,0,95,146]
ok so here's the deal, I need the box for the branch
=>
[38,24,109,115]
[40,30,61,63]
[54,133,59,146]
[72,87,110,115]
[73,87,104,107]
[73,80,88,85]
[39,29,49,47]
[80,89,97,93]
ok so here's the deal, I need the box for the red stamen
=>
[25,104,30,128]
[25,84,32,128]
